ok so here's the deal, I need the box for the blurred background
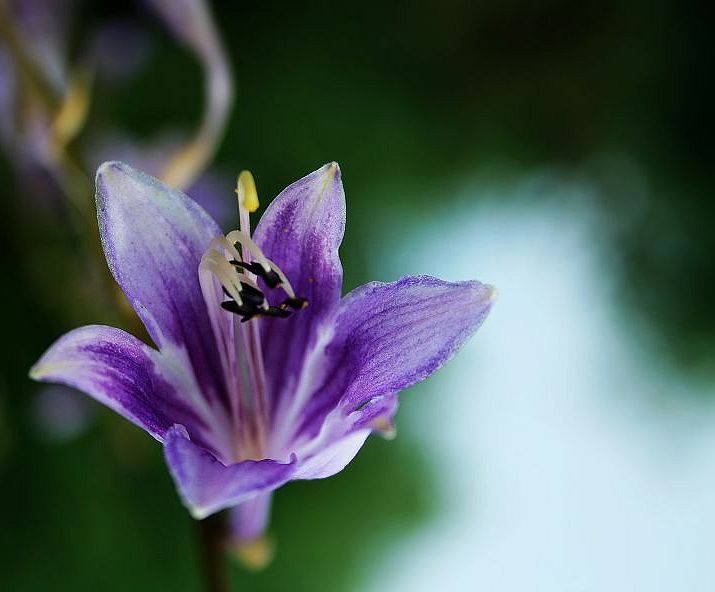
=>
[1,0,714,590]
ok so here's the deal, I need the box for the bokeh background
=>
[1,1,714,590]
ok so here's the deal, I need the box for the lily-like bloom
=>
[31,161,495,547]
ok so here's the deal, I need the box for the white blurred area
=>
[362,173,715,592]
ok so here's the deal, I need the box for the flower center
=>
[199,172,308,324]
[197,170,306,461]
[219,231,308,323]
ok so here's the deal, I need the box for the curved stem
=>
[159,8,233,190]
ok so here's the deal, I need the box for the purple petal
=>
[30,325,207,444]
[285,276,493,480]
[298,275,495,439]
[95,162,229,412]
[253,163,345,419]
[164,425,296,519]
[292,430,371,480]
[292,393,399,480]
[88,137,236,228]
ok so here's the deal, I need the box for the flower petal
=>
[95,161,229,411]
[292,393,399,480]
[29,325,207,444]
[298,275,495,439]
[293,430,370,480]
[164,425,296,519]
[253,163,345,418]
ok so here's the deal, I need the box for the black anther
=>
[239,282,265,306]
[222,283,265,306]
[231,259,282,288]
[262,306,292,319]
[280,297,309,310]
[221,257,309,322]
[221,300,259,320]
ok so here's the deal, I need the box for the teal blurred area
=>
[0,1,713,590]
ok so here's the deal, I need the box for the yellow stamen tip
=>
[236,170,259,213]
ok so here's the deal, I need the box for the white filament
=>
[199,235,270,311]
[226,230,298,299]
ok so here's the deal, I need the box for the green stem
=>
[198,513,229,592]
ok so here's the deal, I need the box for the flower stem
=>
[197,513,229,592]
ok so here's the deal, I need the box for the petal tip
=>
[323,161,341,181]
[465,279,497,307]
[28,348,60,382]
[28,361,44,381]
[189,506,212,520]
[95,160,128,183]
[95,161,135,202]
[167,423,190,440]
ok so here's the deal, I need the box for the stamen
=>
[260,259,297,299]
[205,236,243,267]
[221,300,259,319]
[201,250,244,305]
[200,237,273,321]
[231,260,282,289]
[226,230,298,299]
[226,230,272,273]
[220,300,293,323]
[203,232,306,322]
[262,306,292,319]
[201,180,307,325]
[233,274,262,294]
[238,281,266,307]
[280,297,309,310]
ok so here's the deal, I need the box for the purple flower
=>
[30,161,494,544]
